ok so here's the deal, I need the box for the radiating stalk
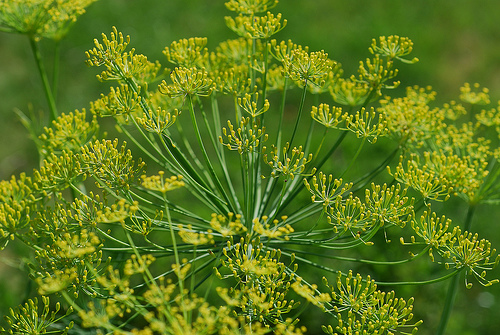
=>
[258,79,289,216]
[29,36,58,122]
[288,82,308,149]
[187,95,232,213]
[340,137,366,178]
[210,95,243,216]
[163,191,188,322]
[52,40,61,101]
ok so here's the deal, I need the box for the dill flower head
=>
[283,49,333,84]
[0,0,97,40]
[178,224,214,245]
[263,144,315,180]
[460,82,491,105]
[225,0,278,15]
[209,212,247,237]
[310,103,348,129]
[369,35,419,64]
[163,37,209,68]
[1,296,74,334]
[225,11,286,39]
[159,67,214,98]
[141,172,184,194]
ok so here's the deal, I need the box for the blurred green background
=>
[1,1,500,334]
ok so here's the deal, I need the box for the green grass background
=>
[1,1,500,334]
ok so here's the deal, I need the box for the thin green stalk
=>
[250,150,262,220]
[436,204,476,335]
[199,95,242,214]
[268,116,316,217]
[120,123,167,168]
[160,133,229,214]
[275,79,289,149]
[312,127,329,161]
[259,86,314,218]
[123,228,156,284]
[162,191,188,322]
[286,244,432,266]
[350,146,399,193]
[340,137,366,178]
[175,120,214,186]
[282,202,322,226]
[190,246,197,295]
[435,271,461,335]
[265,181,288,223]
[187,95,232,213]
[233,95,242,124]
[260,38,270,111]
[271,129,348,217]
[257,82,289,217]
[374,269,462,286]
[288,81,308,149]
[243,154,254,228]
[476,158,500,202]
[29,36,58,122]
[250,36,257,90]
[52,40,61,101]
[315,130,349,171]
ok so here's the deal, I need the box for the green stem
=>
[375,269,462,286]
[52,40,61,101]
[435,204,476,335]
[190,246,197,295]
[313,127,329,161]
[340,137,366,178]
[210,95,243,215]
[350,146,399,193]
[159,130,229,214]
[187,95,231,213]
[286,244,431,266]
[274,129,349,216]
[198,95,241,213]
[163,191,188,322]
[29,36,58,122]
[258,82,289,216]
[267,117,316,219]
[276,80,289,149]
[260,38,270,110]
[316,130,348,171]
[435,272,461,335]
[288,81,308,149]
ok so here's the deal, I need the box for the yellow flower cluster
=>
[0,0,97,40]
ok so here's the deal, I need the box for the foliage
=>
[1,0,499,334]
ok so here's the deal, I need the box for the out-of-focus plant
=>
[1,0,499,334]
[0,0,97,137]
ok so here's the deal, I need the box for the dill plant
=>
[0,0,499,334]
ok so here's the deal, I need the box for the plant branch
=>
[29,36,58,122]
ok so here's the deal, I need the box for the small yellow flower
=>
[228,11,286,39]
[225,0,278,15]
[141,172,184,193]
[163,37,209,68]
[291,278,331,309]
[283,49,333,84]
[369,35,419,64]
[460,83,490,105]
[263,144,315,180]
[159,67,214,97]
[253,216,294,240]
[310,103,348,129]
[209,212,247,237]
[178,224,214,245]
